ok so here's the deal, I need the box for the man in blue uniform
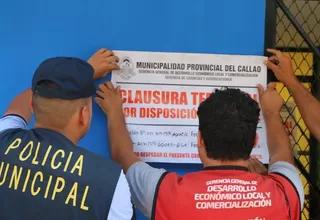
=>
[0,49,133,220]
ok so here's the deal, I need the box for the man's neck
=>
[202,159,248,168]
[34,123,79,145]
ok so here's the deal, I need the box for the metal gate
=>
[265,1,320,219]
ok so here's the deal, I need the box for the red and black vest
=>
[152,166,301,220]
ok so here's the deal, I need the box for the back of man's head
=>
[32,80,91,131]
[31,57,96,141]
[197,88,260,161]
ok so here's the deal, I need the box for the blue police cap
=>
[32,57,95,99]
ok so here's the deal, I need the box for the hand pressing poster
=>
[111,51,268,163]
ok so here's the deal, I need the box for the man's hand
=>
[96,82,141,172]
[257,83,284,115]
[88,48,120,79]
[265,48,297,86]
[258,82,293,165]
[95,82,123,115]
[248,158,268,175]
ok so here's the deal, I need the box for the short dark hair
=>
[32,81,90,129]
[197,88,260,161]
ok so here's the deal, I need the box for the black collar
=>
[204,165,249,171]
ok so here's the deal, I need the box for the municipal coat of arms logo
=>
[117,57,136,80]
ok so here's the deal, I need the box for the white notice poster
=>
[111,51,269,164]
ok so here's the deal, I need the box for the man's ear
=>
[197,131,205,149]
[29,96,34,114]
[79,106,89,126]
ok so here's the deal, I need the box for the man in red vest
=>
[96,49,304,220]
